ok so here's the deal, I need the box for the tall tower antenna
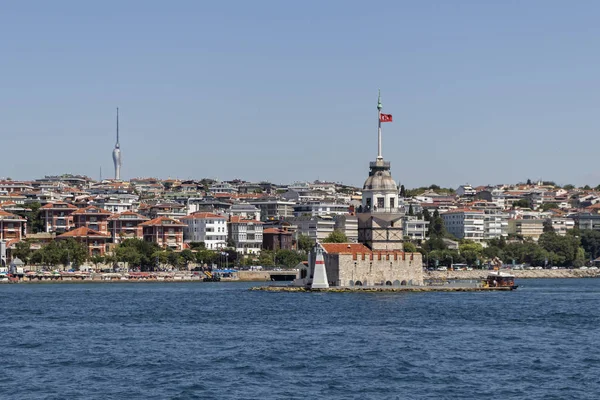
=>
[116,107,120,148]
[112,107,122,180]
[377,89,383,160]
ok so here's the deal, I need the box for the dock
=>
[250,285,516,293]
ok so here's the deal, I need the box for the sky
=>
[1,1,600,188]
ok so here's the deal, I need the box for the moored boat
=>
[483,271,518,290]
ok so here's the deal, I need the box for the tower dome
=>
[363,164,398,192]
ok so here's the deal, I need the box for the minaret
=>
[112,107,122,180]
[357,91,404,251]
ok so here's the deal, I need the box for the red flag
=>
[380,113,393,122]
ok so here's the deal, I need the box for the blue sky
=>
[2,1,599,188]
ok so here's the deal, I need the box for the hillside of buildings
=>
[2,176,600,272]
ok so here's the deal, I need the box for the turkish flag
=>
[380,113,393,122]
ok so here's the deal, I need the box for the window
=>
[390,198,395,209]
[377,197,384,209]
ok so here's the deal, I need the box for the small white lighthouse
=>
[311,243,329,289]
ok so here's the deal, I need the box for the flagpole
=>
[377,89,383,160]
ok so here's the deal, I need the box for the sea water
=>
[1,279,599,399]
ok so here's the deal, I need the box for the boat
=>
[483,271,518,290]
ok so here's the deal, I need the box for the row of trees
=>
[417,229,600,269]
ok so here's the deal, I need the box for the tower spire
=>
[116,107,120,148]
[377,89,383,160]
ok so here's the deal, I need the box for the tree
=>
[543,219,555,233]
[563,184,575,190]
[115,246,142,267]
[513,199,530,208]
[403,242,417,253]
[181,249,195,267]
[167,252,183,269]
[13,241,32,264]
[526,178,532,185]
[400,184,406,197]
[274,249,304,268]
[117,238,162,270]
[195,249,217,266]
[322,230,349,243]
[296,234,315,253]
[408,204,414,216]
[188,242,206,250]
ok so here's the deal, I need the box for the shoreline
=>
[426,269,600,280]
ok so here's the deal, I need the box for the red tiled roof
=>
[40,202,78,209]
[0,210,26,220]
[139,216,186,227]
[442,208,484,214]
[321,243,371,254]
[180,212,225,220]
[57,227,110,238]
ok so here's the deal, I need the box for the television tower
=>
[112,108,122,180]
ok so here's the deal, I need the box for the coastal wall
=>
[427,269,600,280]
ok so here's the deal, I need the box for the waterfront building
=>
[228,216,263,255]
[108,211,150,244]
[140,216,186,250]
[57,227,111,257]
[180,212,227,250]
[41,202,78,233]
[0,210,26,244]
[262,227,293,251]
[441,209,485,242]
[507,218,544,241]
[483,211,508,240]
[72,206,112,234]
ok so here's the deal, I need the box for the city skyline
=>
[2,1,600,187]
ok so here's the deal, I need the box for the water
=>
[1,279,600,399]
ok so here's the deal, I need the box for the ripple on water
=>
[1,280,600,399]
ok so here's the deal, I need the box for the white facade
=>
[442,210,485,242]
[550,217,575,236]
[181,213,228,249]
[228,217,263,255]
[483,211,508,240]
[403,216,429,241]
[293,203,349,217]
[293,216,336,242]
[456,184,476,197]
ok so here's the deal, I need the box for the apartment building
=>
[507,218,545,241]
[72,206,112,234]
[108,211,150,244]
[228,216,263,255]
[441,209,485,242]
[140,217,186,250]
[180,212,227,250]
[402,216,429,241]
[41,202,78,233]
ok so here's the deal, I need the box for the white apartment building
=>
[441,209,485,242]
[180,212,228,250]
[483,211,508,240]
[228,216,263,255]
[550,217,575,236]
[293,202,349,218]
[403,216,429,241]
[291,215,336,242]
[507,218,544,241]
[456,184,476,197]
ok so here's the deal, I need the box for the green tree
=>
[181,249,195,267]
[408,204,414,216]
[563,184,575,190]
[543,219,555,233]
[296,234,315,253]
[167,252,183,269]
[13,240,32,263]
[188,242,206,250]
[274,249,304,268]
[115,246,142,267]
[513,199,530,208]
[403,242,417,253]
[258,250,275,267]
[195,249,217,265]
[322,230,349,243]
